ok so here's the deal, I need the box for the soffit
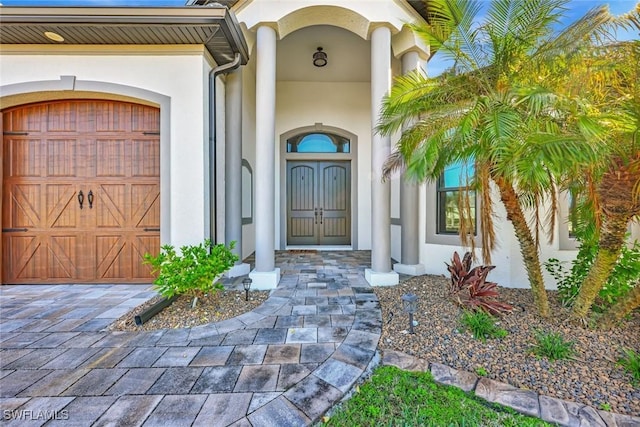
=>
[189,0,432,23]
[0,6,249,65]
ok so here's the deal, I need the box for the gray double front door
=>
[287,160,351,246]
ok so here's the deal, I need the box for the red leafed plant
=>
[446,251,513,316]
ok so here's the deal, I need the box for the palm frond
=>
[477,160,496,263]
[535,4,614,63]
[546,177,558,245]
[412,0,493,88]
[377,71,482,137]
[610,1,640,34]
[382,150,406,181]
[487,0,567,73]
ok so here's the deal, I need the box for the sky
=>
[2,0,636,14]
[1,0,636,14]
[1,0,637,74]
[425,0,639,75]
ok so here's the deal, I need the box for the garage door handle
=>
[143,228,160,232]
[78,190,84,209]
[2,228,28,232]
[88,190,94,209]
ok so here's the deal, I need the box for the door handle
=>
[88,190,94,209]
[78,190,84,209]
[319,207,323,224]
[314,208,318,224]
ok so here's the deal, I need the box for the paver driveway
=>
[0,251,383,426]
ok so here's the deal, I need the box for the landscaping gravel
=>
[108,289,270,332]
[374,274,640,417]
[106,268,639,418]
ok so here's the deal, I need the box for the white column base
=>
[393,263,426,276]
[249,268,281,290]
[226,263,251,278]
[365,268,399,286]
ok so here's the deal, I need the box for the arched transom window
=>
[286,132,350,153]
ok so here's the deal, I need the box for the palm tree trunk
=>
[571,213,630,320]
[572,158,640,322]
[495,177,550,317]
[600,284,640,329]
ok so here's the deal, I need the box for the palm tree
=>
[571,9,640,323]
[378,0,612,317]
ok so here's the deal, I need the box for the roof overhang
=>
[0,6,249,66]
[187,0,434,24]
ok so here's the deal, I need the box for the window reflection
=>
[287,133,350,153]
[437,160,476,234]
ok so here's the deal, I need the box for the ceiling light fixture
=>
[313,47,327,67]
[44,31,64,42]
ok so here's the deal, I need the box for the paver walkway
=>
[0,251,382,426]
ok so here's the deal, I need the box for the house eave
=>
[0,6,249,66]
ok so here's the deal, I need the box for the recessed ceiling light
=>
[44,31,64,42]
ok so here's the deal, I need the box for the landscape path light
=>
[401,293,418,334]
[242,278,252,301]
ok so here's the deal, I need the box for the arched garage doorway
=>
[2,99,160,284]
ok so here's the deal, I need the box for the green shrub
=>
[144,239,238,302]
[475,367,488,377]
[544,235,639,310]
[531,330,575,361]
[618,348,640,385]
[460,310,508,342]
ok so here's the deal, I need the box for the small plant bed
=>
[323,366,551,426]
[618,349,640,386]
[108,239,272,332]
[531,330,576,361]
[374,275,640,417]
[108,289,270,332]
[460,310,508,342]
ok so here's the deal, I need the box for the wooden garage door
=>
[2,100,160,284]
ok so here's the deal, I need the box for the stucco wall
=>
[0,47,213,249]
[416,181,584,289]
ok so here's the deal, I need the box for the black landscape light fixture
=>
[401,293,418,334]
[242,278,252,301]
[313,47,327,67]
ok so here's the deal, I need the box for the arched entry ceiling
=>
[276,25,370,83]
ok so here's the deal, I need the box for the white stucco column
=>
[366,26,399,286]
[225,68,250,278]
[250,25,281,289]
[394,50,425,276]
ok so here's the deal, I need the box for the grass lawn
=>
[323,366,552,426]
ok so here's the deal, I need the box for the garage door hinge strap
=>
[2,228,28,232]
[143,131,160,136]
[3,131,29,136]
